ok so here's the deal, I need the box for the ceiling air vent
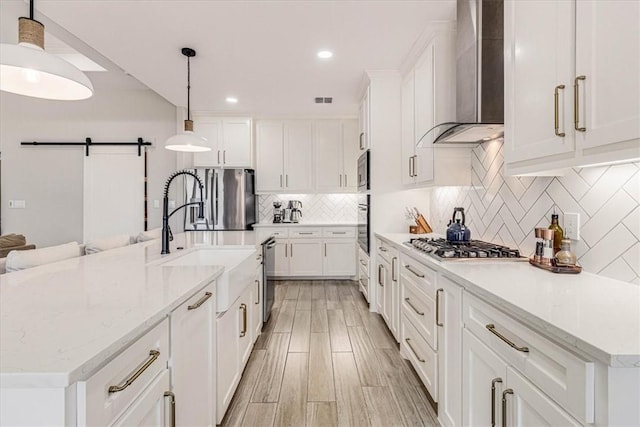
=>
[315,97,333,104]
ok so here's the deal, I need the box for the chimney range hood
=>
[418,0,504,147]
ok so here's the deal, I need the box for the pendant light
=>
[165,47,210,152]
[0,0,93,100]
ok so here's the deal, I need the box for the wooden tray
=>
[529,258,582,274]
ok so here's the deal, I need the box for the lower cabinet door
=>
[289,239,323,276]
[462,329,508,427]
[323,240,357,276]
[238,287,253,367]
[505,367,582,427]
[170,283,215,427]
[274,240,289,276]
[112,370,171,427]
[252,268,263,339]
[216,306,240,423]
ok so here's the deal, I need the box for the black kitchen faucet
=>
[161,170,205,254]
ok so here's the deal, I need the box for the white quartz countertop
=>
[375,232,640,367]
[252,222,358,227]
[0,231,258,388]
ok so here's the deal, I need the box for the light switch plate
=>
[564,212,580,240]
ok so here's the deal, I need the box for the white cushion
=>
[85,234,131,255]
[6,242,81,272]
[136,228,162,243]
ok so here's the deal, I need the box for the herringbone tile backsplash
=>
[429,139,640,284]
[258,194,358,223]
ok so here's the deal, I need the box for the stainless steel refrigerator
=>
[183,168,256,231]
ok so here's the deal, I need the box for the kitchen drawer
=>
[289,228,322,238]
[376,239,395,263]
[400,253,437,297]
[463,292,594,424]
[358,250,369,275]
[79,319,170,427]
[322,227,356,238]
[358,275,369,301]
[401,277,437,351]
[256,228,289,240]
[401,314,438,401]
[359,262,369,281]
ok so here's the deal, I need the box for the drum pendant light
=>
[0,0,94,100]
[165,47,210,152]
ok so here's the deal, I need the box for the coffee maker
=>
[288,200,302,223]
[273,201,283,223]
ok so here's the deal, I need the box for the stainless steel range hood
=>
[419,0,504,146]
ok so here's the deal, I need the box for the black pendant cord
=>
[186,54,191,121]
[29,0,34,20]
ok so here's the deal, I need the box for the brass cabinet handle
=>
[285,242,288,258]
[108,350,160,393]
[486,324,529,352]
[290,243,293,257]
[409,156,413,177]
[217,150,221,164]
[359,132,365,149]
[392,257,398,282]
[240,303,247,337]
[298,232,314,235]
[255,280,260,304]
[223,150,226,164]
[436,288,444,327]
[412,156,418,177]
[502,389,513,427]
[340,174,343,187]
[345,174,348,187]
[404,297,424,316]
[378,246,388,252]
[164,391,176,427]
[324,243,327,257]
[491,378,503,427]
[554,84,566,137]
[405,265,425,278]
[280,174,283,188]
[574,75,587,132]
[378,264,384,286]
[188,292,212,310]
[286,174,289,187]
[404,338,425,363]
[332,231,347,235]
[359,259,367,266]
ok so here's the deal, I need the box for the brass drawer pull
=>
[108,350,160,393]
[404,338,425,363]
[359,259,367,266]
[436,288,443,327]
[486,324,529,352]
[378,265,384,286]
[502,389,513,427]
[404,297,424,316]
[255,280,260,304]
[332,231,347,235]
[164,391,176,427]
[491,378,503,427]
[574,75,587,132]
[378,246,388,252]
[391,257,398,282]
[240,303,247,337]
[554,84,566,137]
[405,265,425,278]
[188,292,212,310]
[299,232,314,235]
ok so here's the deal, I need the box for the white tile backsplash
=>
[258,194,358,223]
[429,139,640,284]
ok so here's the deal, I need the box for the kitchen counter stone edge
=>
[375,232,640,368]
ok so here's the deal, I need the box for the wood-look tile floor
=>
[220,280,440,427]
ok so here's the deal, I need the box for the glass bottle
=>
[555,239,577,266]
[548,214,564,254]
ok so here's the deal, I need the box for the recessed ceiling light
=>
[317,50,333,59]
[225,97,238,104]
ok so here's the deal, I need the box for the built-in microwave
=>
[357,150,370,192]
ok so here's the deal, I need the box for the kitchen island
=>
[0,231,260,425]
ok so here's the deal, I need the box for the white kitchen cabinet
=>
[504,0,640,175]
[314,120,359,192]
[256,120,314,192]
[377,239,399,340]
[252,267,263,339]
[273,239,289,276]
[401,26,470,187]
[111,370,171,427]
[216,283,256,424]
[170,283,215,427]
[289,239,324,276]
[437,276,462,427]
[193,116,253,168]
[323,240,357,276]
[358,87,370,151]
[375,257,389,322]
[358,247,370,303]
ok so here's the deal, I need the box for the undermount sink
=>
[161,247,258,312]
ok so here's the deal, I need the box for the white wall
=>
[0,88,178,247]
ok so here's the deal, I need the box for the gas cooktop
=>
[406,238,527,261]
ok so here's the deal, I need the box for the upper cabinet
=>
[192,116,253,168]
[401,25,470,187]
[256,120,314,193]
[315,120,359,192]
[504,0,640,175]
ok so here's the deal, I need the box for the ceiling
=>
[5,1,456,116]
